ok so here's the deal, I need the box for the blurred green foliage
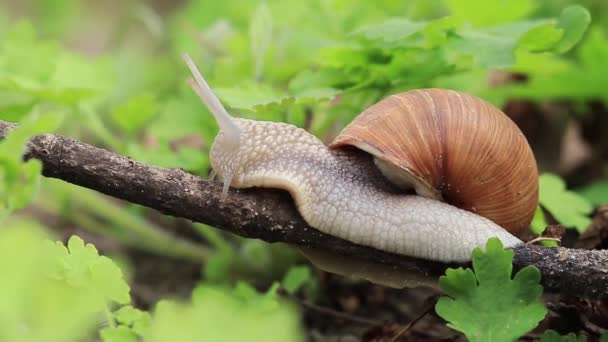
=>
[0,0,607,340]
[145,283,303,342]
[0,224,125,342]
[0,221,305,342]
[539,329,589,341]
[538,330,608,341]
[0,112,64,220]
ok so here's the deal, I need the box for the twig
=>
[525,237,562,245]
[1,119,608,299]
[389,296,437,342]
[298,299,383,326]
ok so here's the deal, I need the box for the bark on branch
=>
[1,120,607,299]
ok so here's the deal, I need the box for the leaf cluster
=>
[0,221,306,342]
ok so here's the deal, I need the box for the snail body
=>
[183,54,538,263]
[331,89,539,235]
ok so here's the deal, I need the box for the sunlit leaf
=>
[45,235,131,307]
[436,238,547,342]
[539,173,593,233]
[553,5,592,53]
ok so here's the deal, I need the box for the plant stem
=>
[80,107,124,153]
[389,295,437,342]
[39,179,212,261]
[193,223,233,252]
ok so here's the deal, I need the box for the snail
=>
[182,54,539,263]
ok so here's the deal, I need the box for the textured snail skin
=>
[210,118,523,262]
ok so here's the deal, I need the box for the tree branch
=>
[2,120,607,299]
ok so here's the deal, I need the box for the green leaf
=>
[0,111,65,219]
[530,206,558,247]
[125,91,215,171]
[518,23,563,52]
[113,305,148,326]
[578,28,608,68]
[50,52,113,100]
[451,20,561,68]
[111,94,159,136]
[444,0,536,27]
[216,83,287,113]
[552,5,592,54]
[577,180,608,206]
[351,18,426,42]
[204,249,236,283]
[90,255,132,305]
[0,21,59,82]
[281,265,312,295]
[289,69,342,92]
[239,239,273,272]
[0,20,106,110]
[538,329,587,342]
[0,75,98,108]
[530,205,548,235]
[0,222,106,341]
[495,26,604,102]
[422,16,462,46]
[111,305,151,337]
[216,82,337,115]
[32,0,83,37]
[145,283,304,342]
[7,160,42,213]
[45,235,131,308]
[100,326,138,342]
[539,173,593,233]
[147,93,209,141]
[451,5,589,68]
[435,238,547,342]
[295,8,589,96]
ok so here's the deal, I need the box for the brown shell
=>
[329,89,538,236]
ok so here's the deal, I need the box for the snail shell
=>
[330,89,538,236]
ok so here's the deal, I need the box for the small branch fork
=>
[1,120,607,299]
